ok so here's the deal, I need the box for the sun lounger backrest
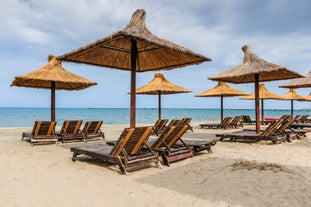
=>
[34,121,56,136]
[82,121,103,134]
[111,126,153,156]
[277,116,294,132]
[221,117,232,126]
[261,118,284,136]
[154,119,168,131]
[299,115,309,123]
[293,115,301,122]
[167,119,181,127]
[229,116,242,125]
[61,120,82,134]
[242,115,252,123]
[152,125,188,149]
[179,118,192,126]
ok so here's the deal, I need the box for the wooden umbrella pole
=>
[255,74,260,133]
[158,91,161,120]
[261,99,264,124]
[291,100,294,116]
[130,39,137,128]
[220,95,224,122]
[51,81,56,121]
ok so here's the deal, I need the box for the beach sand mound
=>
[231,160,294,173]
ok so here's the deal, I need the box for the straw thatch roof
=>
[195,81,248,97]
[58,9,211,71]
[280,88,310,101]
[209,45,303,83]
[135,73,192,95]
[241,83,282,100]
[280,71,311,88]
[11,55,97,90]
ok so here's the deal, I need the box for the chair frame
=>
[81,121,105,142]
[150,125,193,166]
[71,126,161,175]
[217,118,285,144]
[22,121,58,145]
[58,120,84,143]
[199,116,232,129]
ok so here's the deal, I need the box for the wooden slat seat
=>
[216,118,285,144]
[71,126,161,175]
[81,121,105,142]
[57,120,84,143]
[22,121,58,145]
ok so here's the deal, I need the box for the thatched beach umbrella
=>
[58,9,211,128]
[134,73,191,120]
[195,81,248,122]
[11,55,97,121]
[279,88,310,115]
[241,83,283,123]
[209,45,303,133]
[280,71,311,88]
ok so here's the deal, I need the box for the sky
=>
[1,0,311,109]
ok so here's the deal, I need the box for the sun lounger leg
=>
[156,160,162,169]
[72,150,78,162]
[160,153,170,166]
[114,157,127,175]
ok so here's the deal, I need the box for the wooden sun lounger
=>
[199,116,232,129]
[22,121,58,145]
[241,115,256,125]
[81,121,105,142]
[216,118,285,144]
[245,116,305,142]
[273,116,302,140]
[71,126,161,175]
[225,116,243,129]
[57,120,84,143]
[150,125,193,166]
[296,115,310,123]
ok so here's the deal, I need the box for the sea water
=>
[0,107,310,127]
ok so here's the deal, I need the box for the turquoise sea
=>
[0,107,310,127]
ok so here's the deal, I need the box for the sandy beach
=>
[0,123,311,207]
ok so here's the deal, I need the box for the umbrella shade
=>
[241,83,283,100]
[135,73,191,94]
[195,82,248,97]
[209,45,303,133]
[280,71,311,88]
[241,83,283,123]
[279,88,310,115]
[279,88,307,101]
[11,55,97,121]
[58,9,211,127]
[135,73,191,120]
[195,82,248,121]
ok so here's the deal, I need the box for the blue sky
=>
[1,0,311,109]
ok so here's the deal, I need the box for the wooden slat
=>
[114,128,135,156]
[131,127,152,154]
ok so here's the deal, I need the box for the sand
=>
[0,123,311,207]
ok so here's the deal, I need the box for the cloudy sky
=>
[1,0,311,109]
